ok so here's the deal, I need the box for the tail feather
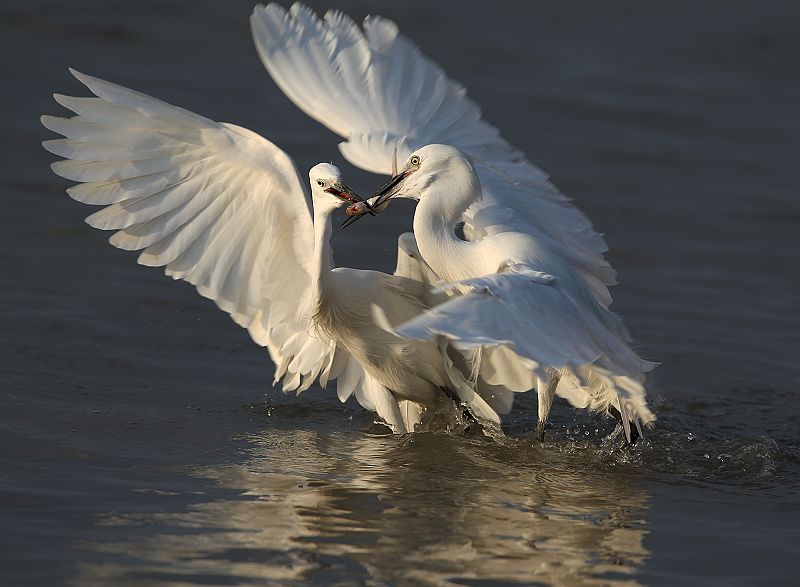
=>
[557,365,655,443]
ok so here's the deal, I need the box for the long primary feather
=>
[251,3,614,299]
[43,69,336,393]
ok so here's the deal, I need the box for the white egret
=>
[358,146,656,442]
[42,2,656,440]
[42,70,500,433]
[249,3,656,441]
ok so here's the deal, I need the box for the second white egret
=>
[361,146,656,442]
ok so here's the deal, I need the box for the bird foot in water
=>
[608,406,640,445]
[535,420,546,442]
[438,387,477,424]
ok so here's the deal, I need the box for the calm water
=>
[2,1,800,585]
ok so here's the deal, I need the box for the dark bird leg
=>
[440,386,477,424]
[535,369,560,442]
[609,406,640,444]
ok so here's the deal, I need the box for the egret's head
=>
[370,144,474,207]
[309,163,364,209]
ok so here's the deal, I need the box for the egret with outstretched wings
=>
[43,3,656,440]
[251,3,656,441]
[42,69,499,433]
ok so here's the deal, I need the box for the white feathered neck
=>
[412,155,482,282]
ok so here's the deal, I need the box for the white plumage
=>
[250,3,656,440]
[44,70,333,394]
[364,146,656,441]
[42,70,496,434]
[42,2,656,440]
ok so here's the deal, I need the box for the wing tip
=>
[250,2,275,21]
[84,210,109,231]
[68,68,115,98]
[289,2,315,20]
[40,114,65,134]
[41,138,58,154]
[68,67,86,83]
[40,114,53,130]
[362,14,399,38]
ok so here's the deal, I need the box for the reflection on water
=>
[75,429,649,586]
[3,0,800,583]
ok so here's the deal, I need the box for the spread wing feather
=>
[251,3,614,299]
[43,69,336,393]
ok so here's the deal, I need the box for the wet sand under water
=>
[1,1,799,585]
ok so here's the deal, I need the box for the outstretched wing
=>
[43,69,336,393]
[250,3,614,300]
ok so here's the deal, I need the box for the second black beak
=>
[370,169,408,209]
[339,169,408,230]
[339,199,374,229]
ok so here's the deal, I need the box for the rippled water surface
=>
[2,1,799,585]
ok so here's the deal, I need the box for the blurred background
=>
[2,1,799,585]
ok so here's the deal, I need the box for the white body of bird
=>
[365,145,656,441]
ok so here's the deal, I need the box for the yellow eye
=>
[409,155,420,166]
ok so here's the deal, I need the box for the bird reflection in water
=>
[74,429,650,586]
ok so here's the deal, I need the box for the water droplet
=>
[687,432,695,441]
[704,453,710,459]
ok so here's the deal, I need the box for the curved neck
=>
[412,170,480,281]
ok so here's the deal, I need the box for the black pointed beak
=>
[371,169,409,209]
[336,169,408,230]
[339,210,368,229]
[333,183,375,229]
